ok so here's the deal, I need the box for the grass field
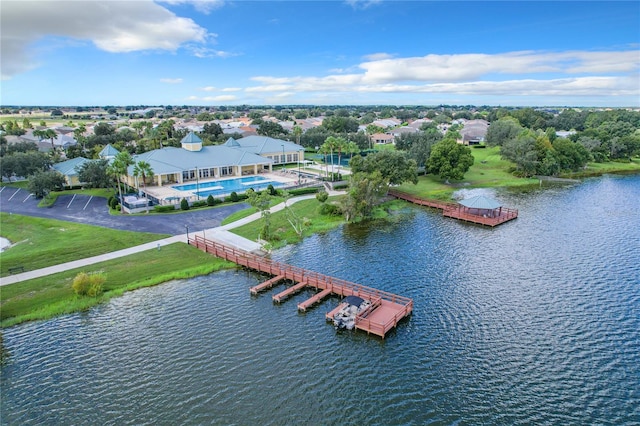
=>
[231,196,345,248]
[0,243,233,327]
[0,213,167,276]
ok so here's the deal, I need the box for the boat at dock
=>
[333,296,372,330]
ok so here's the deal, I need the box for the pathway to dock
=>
[189,235,413,338]
[388,189,518,227]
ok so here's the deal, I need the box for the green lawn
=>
[397,147,539,199]
[0,213,168,276]
[0,243,233,327]
[231,196,345,248]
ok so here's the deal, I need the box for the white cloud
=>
[362,52,394,61]
[1,0,209,79]
[160,78,183,84]
[344,0,382,10]
[209,95,237,102]
[190,47,239,58]
[159,0,225,15]
[358,50,640,84]
[221,87,242,92]
[242,49,639,102]
[200,86,217,91]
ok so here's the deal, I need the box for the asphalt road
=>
[0,186,250,235]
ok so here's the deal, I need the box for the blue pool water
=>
[172,176,284,198]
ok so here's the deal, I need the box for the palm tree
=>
[133,160,154,213]
[73,124,87,154]
[292,125,302,145]
[107,151,133,213]
[33,128,57,151]
[322,136,341,180]
[334,136,347,174]
[346,140,360,161]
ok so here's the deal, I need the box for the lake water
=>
[1,174,639,425]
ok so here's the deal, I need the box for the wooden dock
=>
[250,275,285,295]
[388,189,518,227]
[188,235,413,338]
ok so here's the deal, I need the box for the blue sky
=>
[2,1,639,107]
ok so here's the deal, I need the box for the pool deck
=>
[144,172,299,203]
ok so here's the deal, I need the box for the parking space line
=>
[83,196,93,210]
[8,188,21,201]
[67,194,77,208]
[23,193,33,203]
[0,187,5,193]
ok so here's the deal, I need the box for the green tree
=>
[427,139,475,182]
[28,169,66,198]
[257,121,287,138]
[73,124,87,154]
[501,134,539,176]
[133,160,154,213]
[485,117,523,147]
[247,189,273,240]
[33,128,57,151]
[107,151,133,213]
[76,159,110,188]
[342,170,387,222]
[292,125,303,145]
[350,150,418,185]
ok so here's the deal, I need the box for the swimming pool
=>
[172,176,285,198]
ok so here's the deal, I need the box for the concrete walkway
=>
[0,191,340,286]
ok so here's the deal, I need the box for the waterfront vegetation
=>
[0,243,233,327]
[0,213,167,276]
[231,196,346,249]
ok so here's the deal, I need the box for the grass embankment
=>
[0,243,233,327]
[231,196,346,248]
[396,147,539,200]
[0,213,167,276]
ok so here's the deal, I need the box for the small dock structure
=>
[388,189,518,227]
[188,235,413,338]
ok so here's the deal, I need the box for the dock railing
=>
[190,235,413,323]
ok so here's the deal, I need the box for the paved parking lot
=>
[0,186,249,235]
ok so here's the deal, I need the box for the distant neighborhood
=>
[2,105,638,211]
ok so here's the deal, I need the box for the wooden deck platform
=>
[188,235,413,338]
[250,275,285,295]
[388,189,518,227]
[298,288,333,312]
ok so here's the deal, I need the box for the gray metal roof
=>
[129,145,273,175]
[458,195,502,210]
[226,135,303,155]
[52,157,90,176]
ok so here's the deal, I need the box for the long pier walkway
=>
[388,189,518,227]
[188,235,413,338]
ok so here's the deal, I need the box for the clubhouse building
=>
[123,133,305,205]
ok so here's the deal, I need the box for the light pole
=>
[185,225,190,243]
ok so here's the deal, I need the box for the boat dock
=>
[188,235,413,338]
[388,189,518,227]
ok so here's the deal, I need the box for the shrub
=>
[192,200,207,208]
[267,184,277,196]
[229,191,239,202]
[72,272,106,297]
[154,205,176,213]
[288,187,319,196]
[316,190,328,203]
[319,203,342,216]
[180,198,190,210]
[107,196,115,207]
[206,194,215,206]
[109,197,119,210]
